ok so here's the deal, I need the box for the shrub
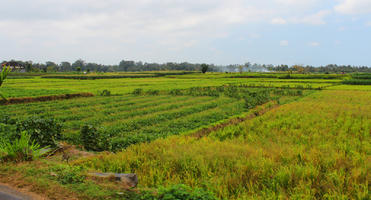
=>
[99,89,111,96]
[0,114,16,124]
[80,124,101,151]
[137,184,217,200]
[51,165,86,184]
[0,131,43,162]
[169,89,183,96]
[16,116,62,148]
[133,88,143,95]
[146,89,160,95]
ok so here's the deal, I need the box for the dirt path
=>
[0,183,47,200]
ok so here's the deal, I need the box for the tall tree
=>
[201,64,209,74]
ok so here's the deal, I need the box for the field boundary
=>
[0,93,94,105]
[192,101,279,138]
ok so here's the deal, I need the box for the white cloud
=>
[367,21,371,26]
[271,18,287,25]
[274,0,319,8]
[280,40,289,46]
[0,0,369,65]
[291,10,331,25]
[335,0,371,14]
[309,42,320,47]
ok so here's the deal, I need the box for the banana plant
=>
[0,66,10,100]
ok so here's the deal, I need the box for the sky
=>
[0,0,370,66]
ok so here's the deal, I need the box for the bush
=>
[16,116,62,148]
[80,124,101,151]
[0,132,43,162]
[0,114,16,124]
[99,89,111,96]
[146,89,160,95]
[137,184,217,200]
[133,88,143,95]
[51,165,86,184]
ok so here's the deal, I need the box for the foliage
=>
[80,124,99,151]
[132,88,143,95]
[201,64,209,74]
[0,66,11,100]
[76,90,370,199]
[243,90,271,109]
[98,89,111,96]
[16,116,62,148]
[0,132,43,162]
[137,184,217,200]
[351,73,371,79]
[51,165,86,184]
[342,79,371,85]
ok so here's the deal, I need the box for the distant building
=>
[1,61,26,72]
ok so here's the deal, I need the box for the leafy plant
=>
[132,88,143,95]
[137,184,217,200]
[0,131,43,162]
[146,89,160,95]
[80,124,101,151]
[0,66,10,100]
[51,165,86,184]
[16,116,62,148]
[99,89,111,96]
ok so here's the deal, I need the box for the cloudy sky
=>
[0,0,370,66]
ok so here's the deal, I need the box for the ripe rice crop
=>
[75,90,370,199]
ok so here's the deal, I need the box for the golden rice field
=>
[76,90,370,199]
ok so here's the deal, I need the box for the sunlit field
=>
[0,72,370,200]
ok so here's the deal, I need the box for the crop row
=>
[1,95,246,151]
[76,90,371,199]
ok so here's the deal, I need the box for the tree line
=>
[1,59,370,73]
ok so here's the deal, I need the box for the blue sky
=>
[0,0,370,66]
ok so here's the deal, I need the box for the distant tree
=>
[60,62,72,72]
[238,65,244,74]
[76,67,81,73]
[293,65,305,74]
[119,60,135,71]
[201,64,209,73]
[25,61,33,72]
[72,59,85,71]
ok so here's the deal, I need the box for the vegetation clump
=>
[137,184,217,200]
[0,132,43,162]
[0,66,10,100]
[98,89,111,96]
[16,116,62,148]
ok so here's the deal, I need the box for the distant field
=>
[1,73,338,98]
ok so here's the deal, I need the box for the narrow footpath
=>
[0,183,46,200]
